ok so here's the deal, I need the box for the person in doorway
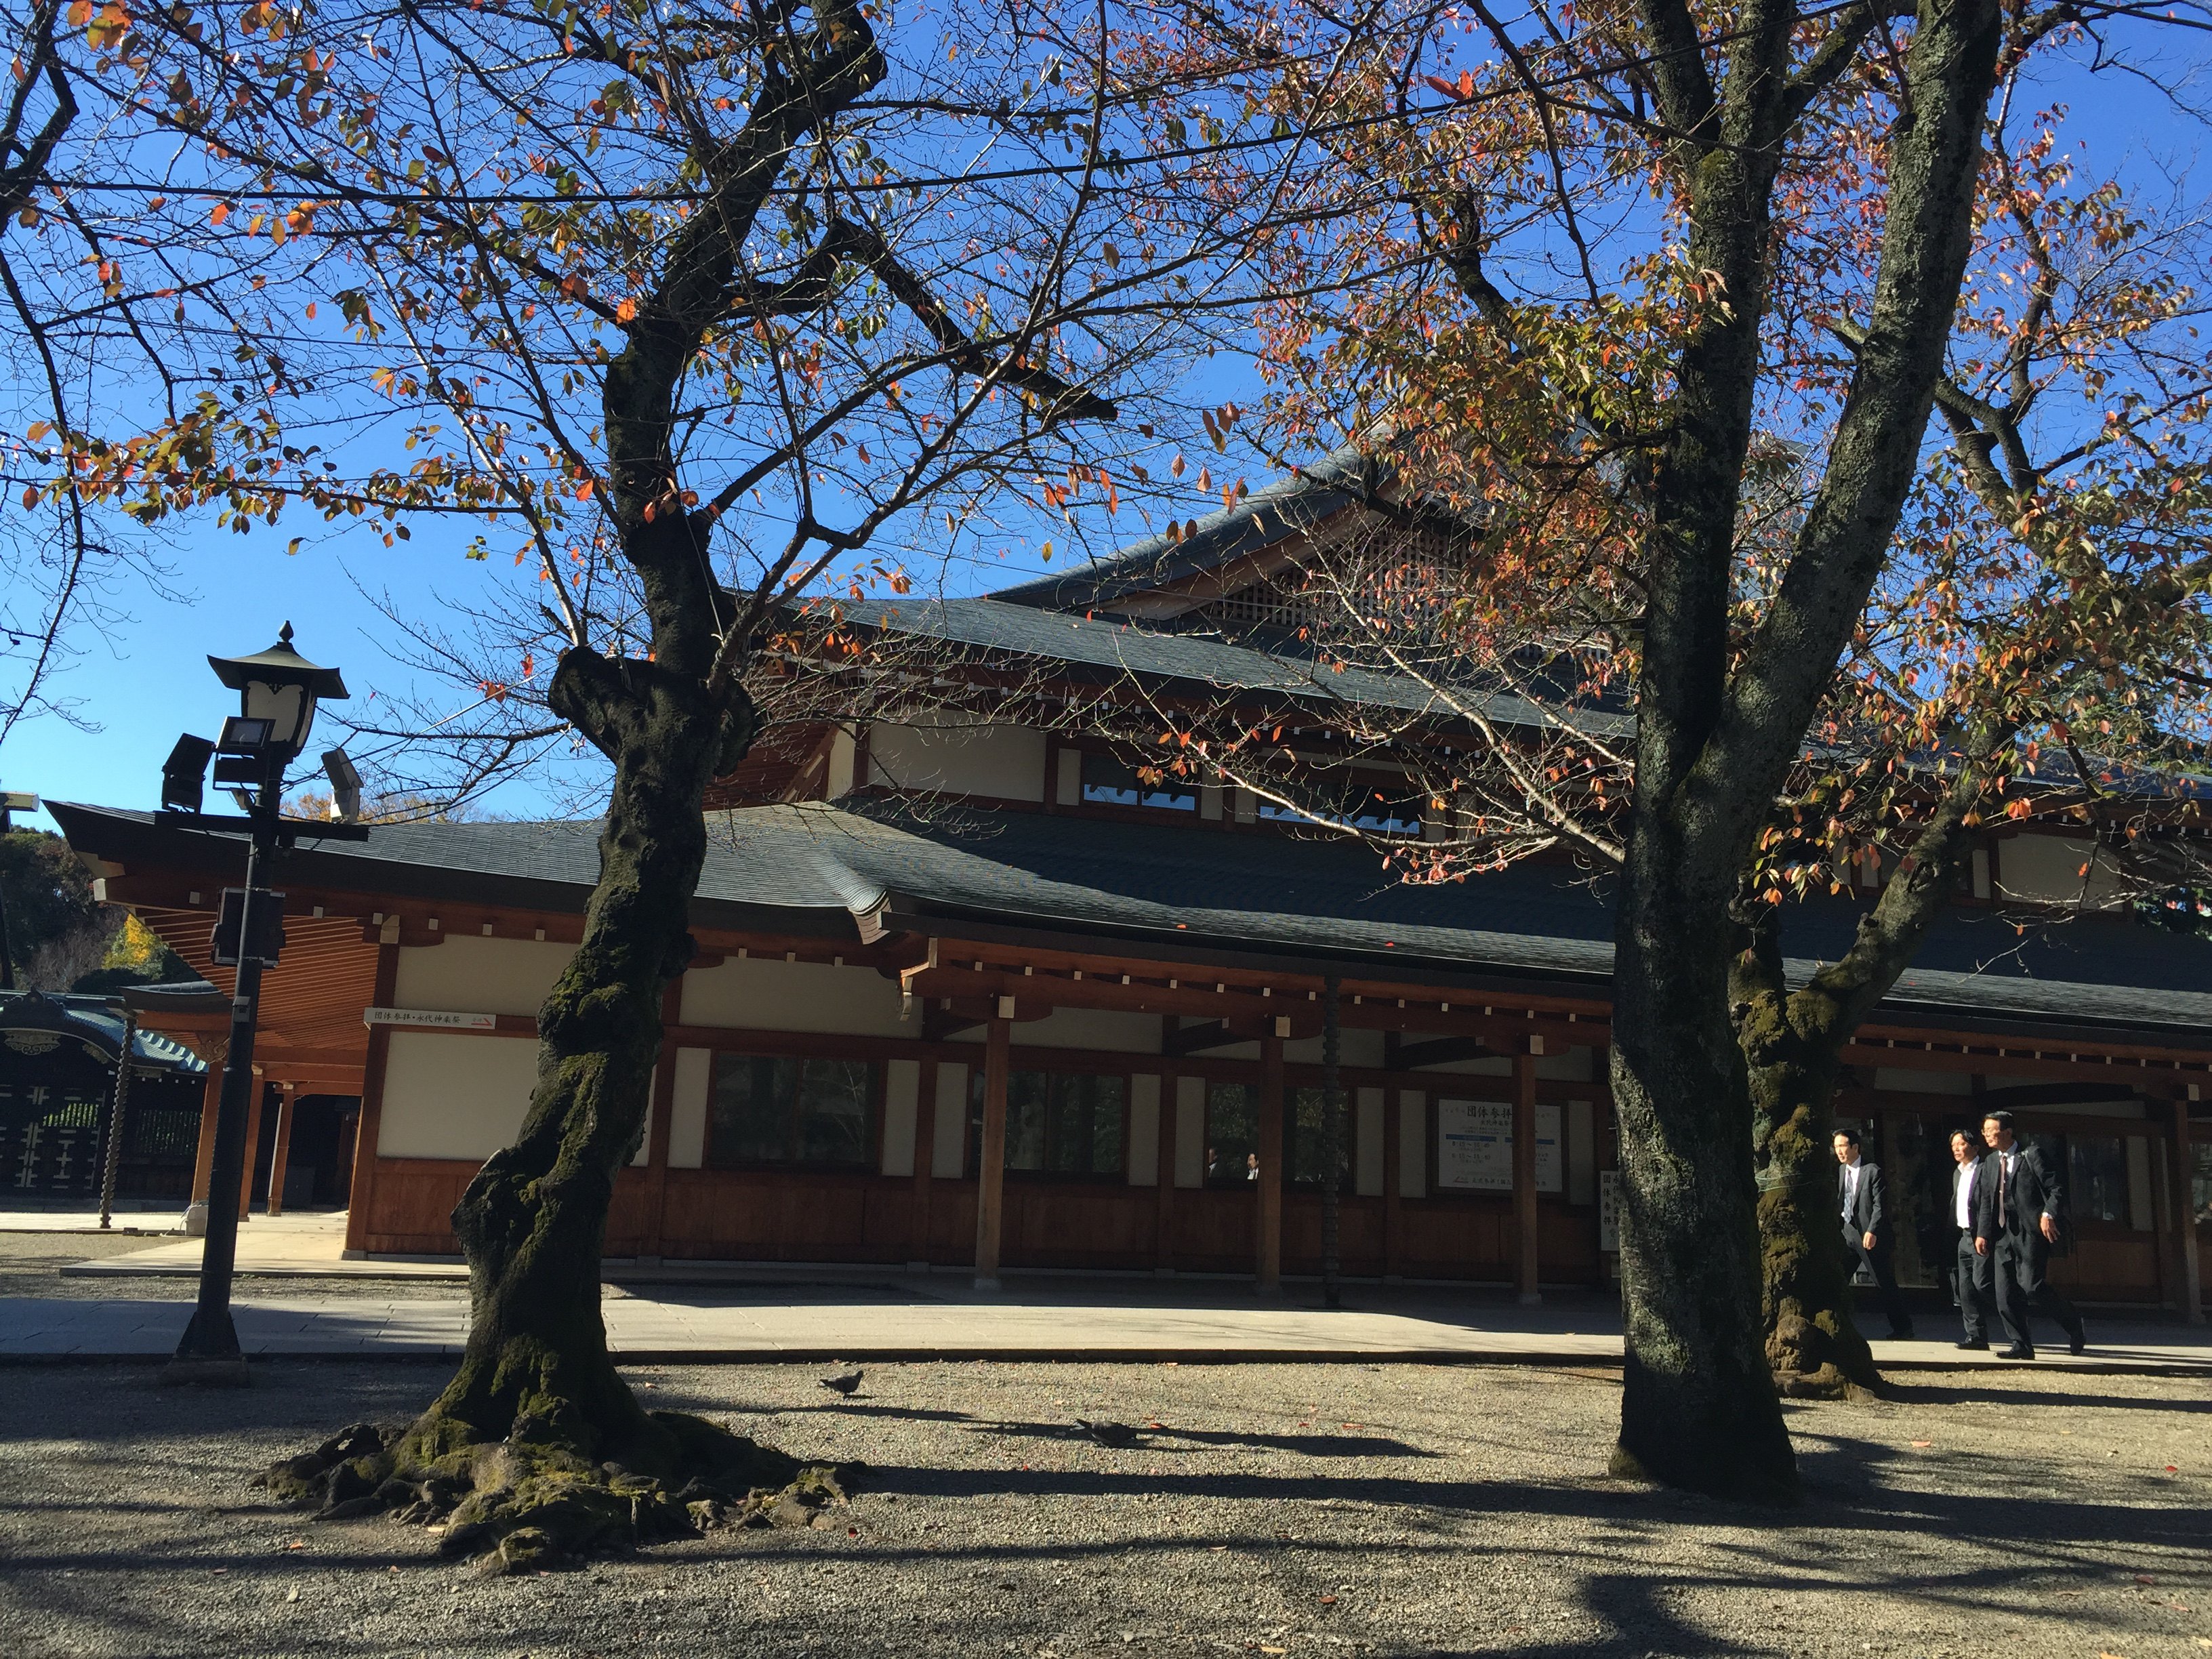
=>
[1974,1110,2086,1359]
[1835,1126,1914,1340]
[1948,1128,1996,1351]
[1245,1151,1259,1184]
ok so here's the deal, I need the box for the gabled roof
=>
[987,445,1375,613]
[51,800,2212,1045]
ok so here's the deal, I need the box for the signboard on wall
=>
[1436,1099,1562,1193]
[364,1006,499,1031]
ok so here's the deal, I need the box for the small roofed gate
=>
[0,992,207,1202]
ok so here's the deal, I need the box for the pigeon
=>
[818,1370,863,1397]
[1077,1418,1140,1449]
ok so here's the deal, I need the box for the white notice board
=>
[1436,1099,1561,1193]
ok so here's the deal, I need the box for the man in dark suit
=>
[1834,1126,1914,1340]
[1973,1109,2087,1359]
[1948,1128,1997,1350]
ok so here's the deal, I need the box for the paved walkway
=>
[7,1208,2208,1370]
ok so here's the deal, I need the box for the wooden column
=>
[236,1078,267,1218]
[1513,1046,1541,1305]
[1154,1067,1178,1275]
[265,1082,297,1215]
[1256,1031,1285,1295]
[639,981,681,1260]
[2173,1094,2204,1326]
[188,1060,224,1207]
[973,1016,1010,1290]
[909,1058,937,1268]
[1382,1087,1404,1280]
[343,935,402,1256]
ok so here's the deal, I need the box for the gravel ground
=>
[0,1360,2205,1659]
[0,1233,467,1303]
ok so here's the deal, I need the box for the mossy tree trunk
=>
[1730,745,2005,1398]
[1607,0,2004,1498]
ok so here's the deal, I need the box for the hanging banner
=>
[1436,1099,1563,1193]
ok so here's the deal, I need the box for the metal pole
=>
[0,795,16,991]
[98,1009,136,1229]
[167,791,272,1383]
[1322,975,1343,1309]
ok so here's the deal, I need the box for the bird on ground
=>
[1077,1419,1141,1448]
[819,1370,863,1397]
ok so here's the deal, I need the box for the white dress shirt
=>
[1954,1159,1975,1228]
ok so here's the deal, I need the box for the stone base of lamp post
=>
[182,1200,209,1237]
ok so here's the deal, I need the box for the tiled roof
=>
[832,596,1623,739]
[51,800,2212,1044]
[987,445,1374,611]
[0,987,209,1073]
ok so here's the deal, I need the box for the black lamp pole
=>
[163,623,358,1385]
[169,773,279,1376]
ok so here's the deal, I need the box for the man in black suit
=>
[1973,1109,2087,1359]
[1834,1126,1914,1340]
[1948,1128,1997,1350]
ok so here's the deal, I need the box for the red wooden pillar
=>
[973,1016,1010,1290]
[1257,1031,1285,1294]
[638,980,681,1260]
[188,1059,224,1207]
[910,1057,938,1267]
[1155,1067,1178,1274]
[343,935,401,1256]
[2173,1093,2204,1326]
[1513,1046,1540,1305]
[1382,1087,1404,1280]
[235,1079,266,1218]
[266,1082,297,1215]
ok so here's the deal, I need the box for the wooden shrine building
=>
[44,462,2212,1314]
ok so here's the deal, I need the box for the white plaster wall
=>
[1128,1073,1160,1186]
[1174,1076,1206,1188]
[669,1047,710,1168]
[1875,1067,1975,1095]
[392,937,577,1017]
[1397,1090,1427,1197]
[1015,1007,1165,1053]
[1537,1046,1595,1082]
[932,1063,968,1178]
[379,1031,535,1160]
[680,955,908,1036]
[868,718,1046,802]
[1997,834,2125,907]
[880,1058,920,1177]
[1354,1086,1385,1196]
[1568,1099,1596,1205]
[1054,747,1082,806]
[2127,1136,2154,1229]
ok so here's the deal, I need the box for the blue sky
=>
[3,22,2204,835]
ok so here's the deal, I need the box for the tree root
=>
[252,1412,861,1572]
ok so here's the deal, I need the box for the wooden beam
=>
[1256,1032,1284,1296]
[1155,1067,1177,1274]
[973,1017,1010,1291]
[1382,1087,1403,1279]
[1513,1048,1540,1305]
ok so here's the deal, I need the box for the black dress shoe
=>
[1889,1326,1916,1341]
[1955,1338,1990,1351]
[1996,1344,2036,1360]
[2068,1332,2086,1356]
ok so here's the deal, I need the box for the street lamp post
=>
[160,623,362,1385]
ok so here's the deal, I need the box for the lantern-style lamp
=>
[207,622,349,764]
